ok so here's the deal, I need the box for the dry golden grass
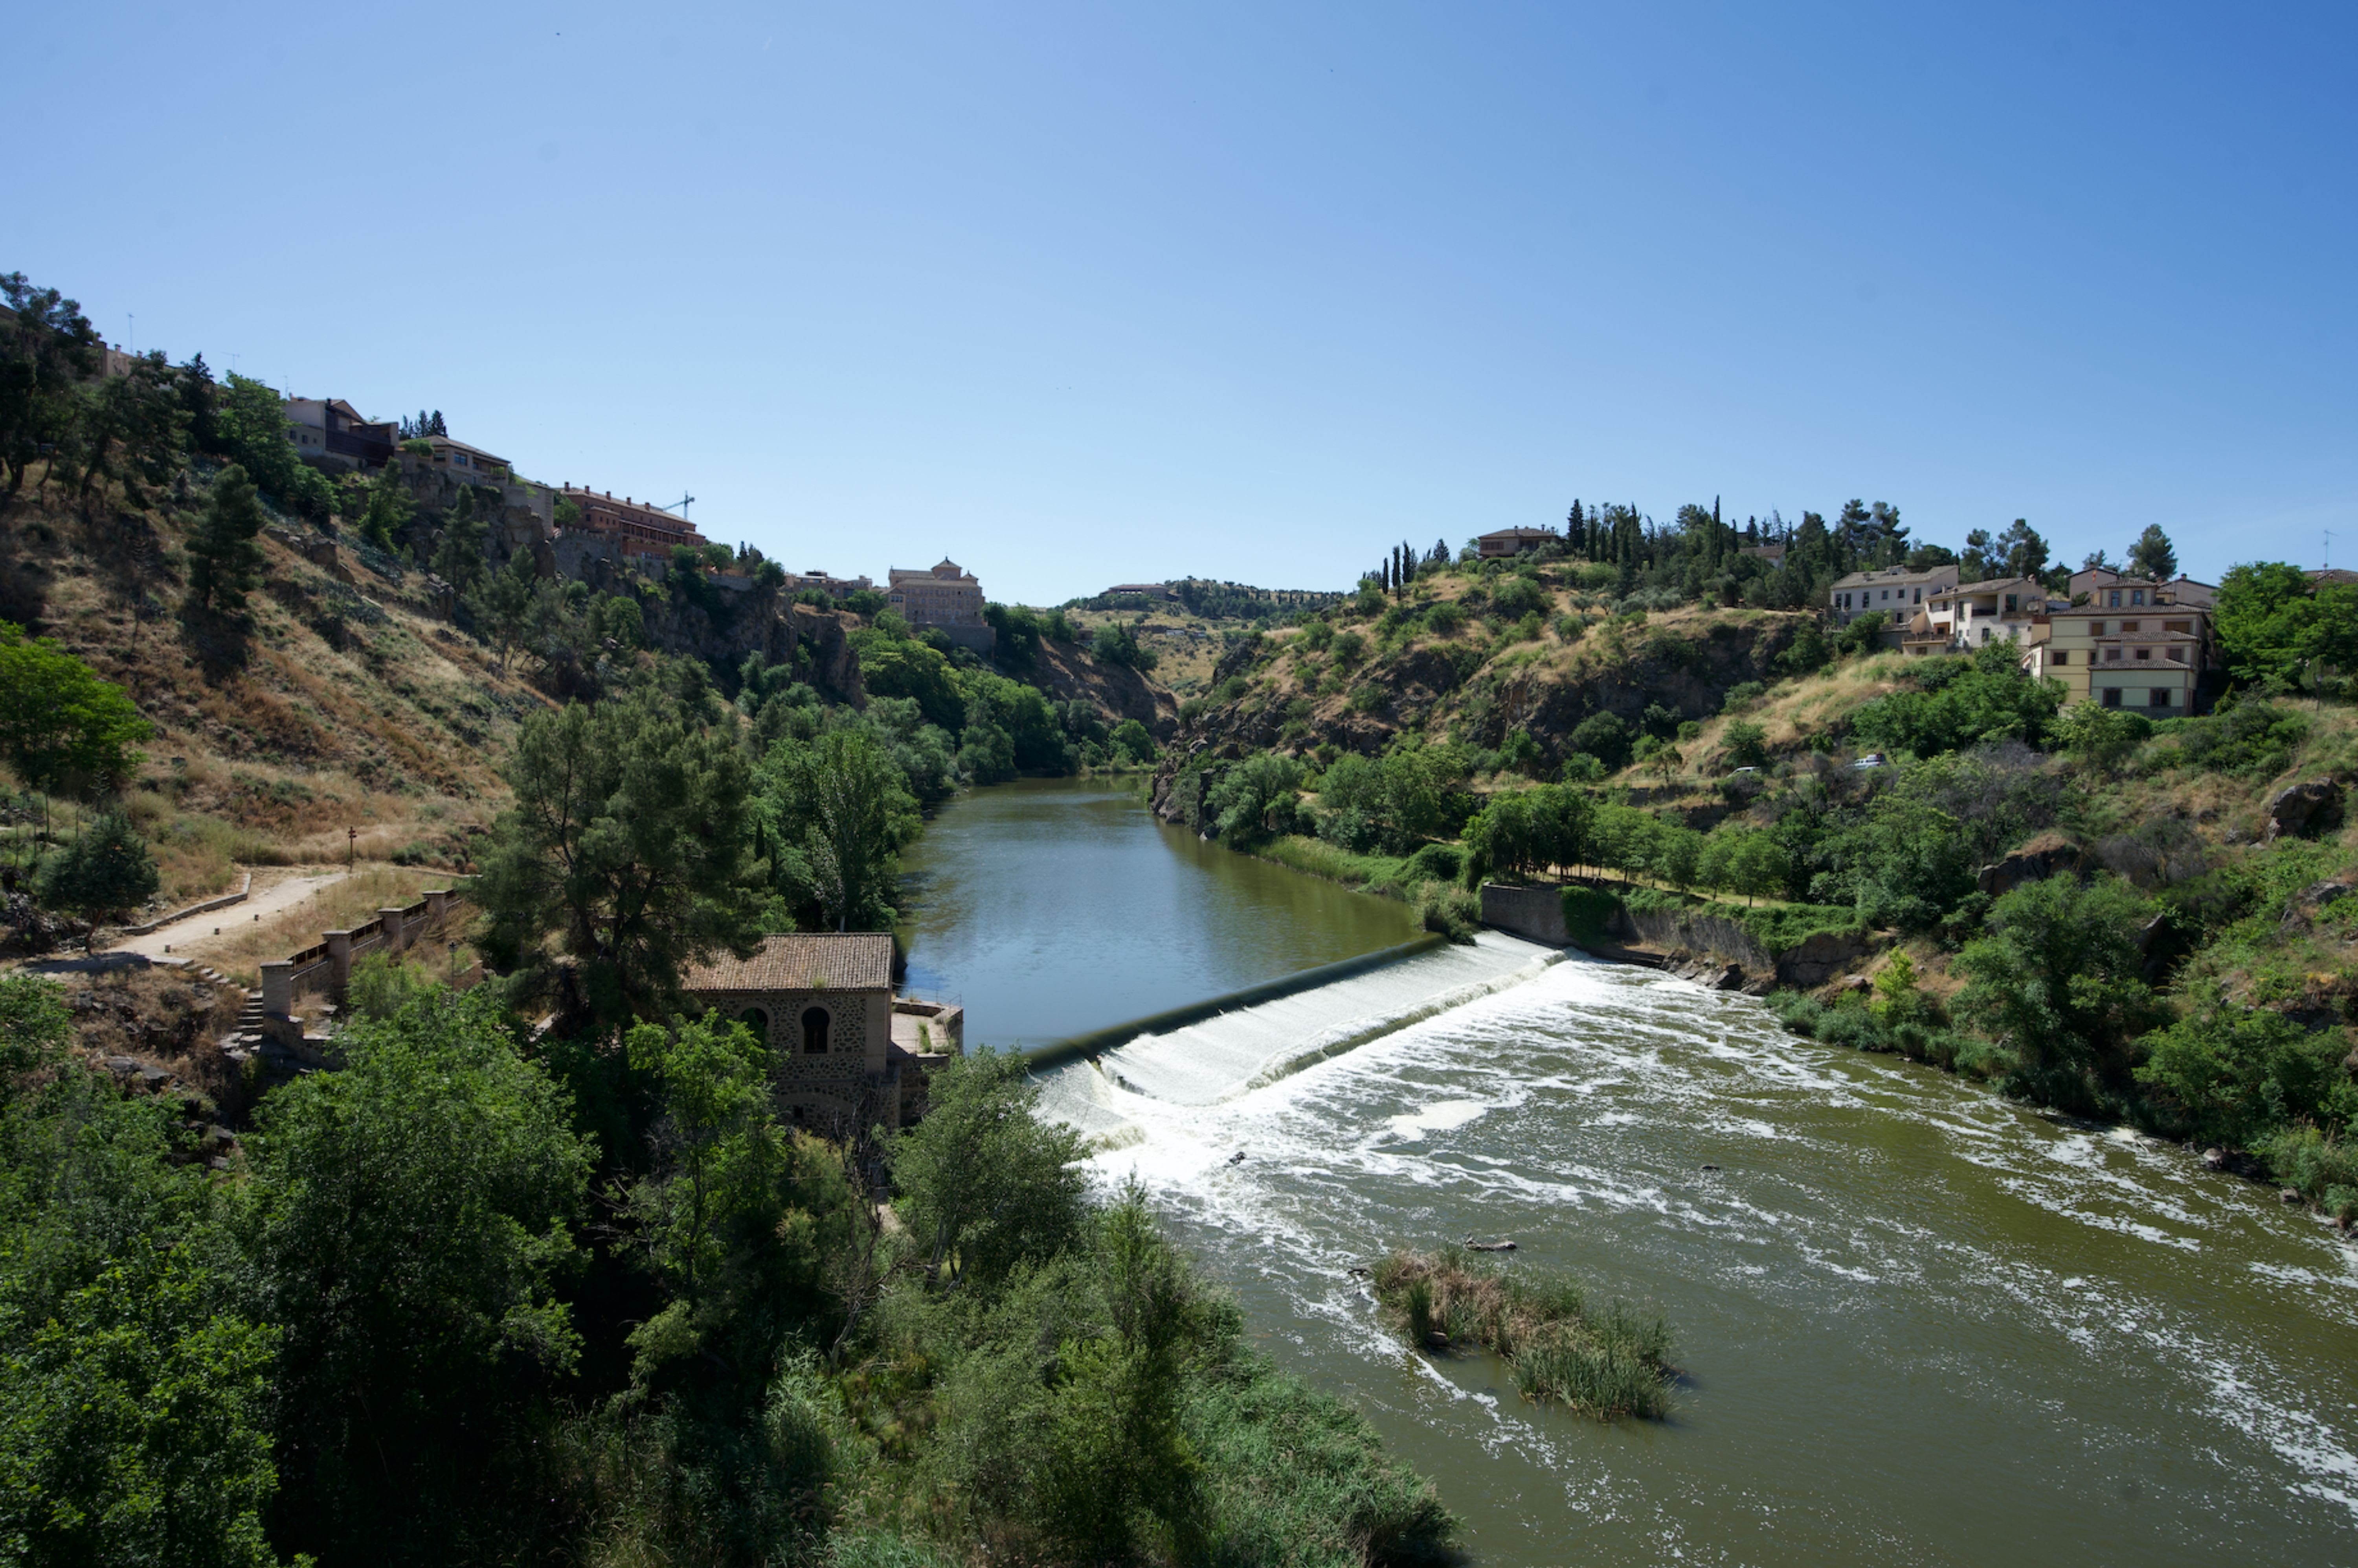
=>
[163,864,454,984]
[3,473,538,906]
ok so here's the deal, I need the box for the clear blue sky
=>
[17,2,2354,604]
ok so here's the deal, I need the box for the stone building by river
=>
[682,933,960,1131]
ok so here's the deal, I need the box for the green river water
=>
[902,778,2357,1566]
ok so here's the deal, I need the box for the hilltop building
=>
[284,398,397,472]
[556,485,707,564]
[2021,572,2219,713]
[1897,576,2051,654]
[888,559,993,654]
[785,569,876,599]
[1477,526,1559,559]
[1830,564,1959,626]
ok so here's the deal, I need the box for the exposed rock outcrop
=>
[1774,928,1875,988]
[2282,877,2357,934]
[2266,779,2345,843]
[1975,831,2085,898]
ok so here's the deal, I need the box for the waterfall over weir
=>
[909,781,2358,1566]
[1032,932,1561,1130]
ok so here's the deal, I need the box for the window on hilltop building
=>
[2108,591,2122,607]
[2122,621,2139,632]
[2167,648,2185,662]
[2131,590,2145,606]
[2004,594,2018,613]
[2102,687,2122,708]
[2105,647,2123,661]
[2052,650,2069,665]
[2150,687,2171,708]
[2136,648,2151,661]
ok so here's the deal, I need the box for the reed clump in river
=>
[1370,1247,1675,1419]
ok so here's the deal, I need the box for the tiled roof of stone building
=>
[683,933,894,993]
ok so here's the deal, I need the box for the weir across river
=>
[903,778,2358,1566]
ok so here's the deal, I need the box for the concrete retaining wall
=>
[1480,882,1876,988]
[1479,883,1572,946]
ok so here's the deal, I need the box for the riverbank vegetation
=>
[1155,516,2358,1219]
[1370,1247,1675,1419]
[0,969,1455,1566]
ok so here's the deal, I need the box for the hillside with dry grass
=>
[4,464,549,919]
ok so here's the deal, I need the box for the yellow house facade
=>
[2023,600,2210,712]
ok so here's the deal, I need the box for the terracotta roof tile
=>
[684,933,893,993]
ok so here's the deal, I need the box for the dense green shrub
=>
[1954,875,2169,1115]
[1849,643,2062,757]
[2135,990,2357,1150]
[1414,882,1481,942]
[2160,698,2309,779]
[36,811,159,920]
[1559,886,1623,943]
[1205,753,1307,847]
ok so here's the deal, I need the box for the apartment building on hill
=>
[556,485,708,563]
[2022,573,2217,714]
[284,398,397,472]
[1830,564,1959,626]
[1899,576,2052,654]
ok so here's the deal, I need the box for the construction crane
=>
[654,493,696,520]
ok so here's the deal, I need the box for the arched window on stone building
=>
[739,1007,769,1041]
[801,1006,830,1055]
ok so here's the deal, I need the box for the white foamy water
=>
[1036,952,2358,1567]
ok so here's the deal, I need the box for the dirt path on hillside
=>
[108,870,349,960]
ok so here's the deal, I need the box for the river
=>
[902,778,2358,1566]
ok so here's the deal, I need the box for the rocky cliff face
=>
[1152,607,1809,813]
[1029,638,1181,738]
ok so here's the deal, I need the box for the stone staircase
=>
[219,985,333,1090]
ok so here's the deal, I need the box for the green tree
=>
[893,1051,1088,1291]
[476,687,769,1024]
[1721,720,1768,769]
[213,373,332,518]
[2212,561,2358,687]
[1993,518,2049,581]
[1849,642,2063,756]
[0,272,100,499]
[184,463,266,615]
[1109,718,1157,764]
[463,547,539,674]
[0,971,72,1079]
[239,989,592,1560]
[1205,753,1306,847]
[2136,988,2356,1149]
[618,1015,852,1382]
[72,351,188,504]
[0,622,152,809]
[848,626,964,731]
[2050,702,2152,774]
[2125,524,2178,582]
[1091,620,1160,672]
[1954,876,2167,1114]
[0,1059,284,1568]
[1036,1187,1208,1562]
[355,463,415,553]
[430,485,490,594]
[37,813,160,922]
[758,726,920,932]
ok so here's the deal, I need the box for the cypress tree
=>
[185,462,266,614]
